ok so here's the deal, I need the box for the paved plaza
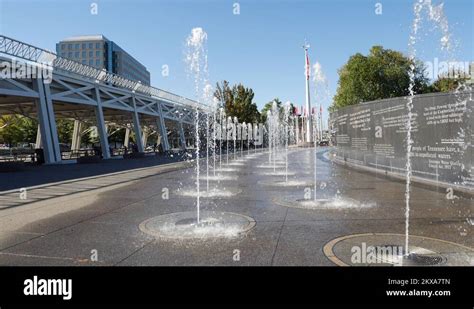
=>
[0,147,472,266]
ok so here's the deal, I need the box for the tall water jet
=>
[196,110,201,222]
[212,98,218,177]
[284,102,291,183]
[233,117,238,160]
[247,123,252,156]
[227,116,231,165]
[142,27,256,240]
[313,108,318,202]
[219,108,225,170]
[185,27,208,223]
[206,112,209,193]
[405,0,453,256]
[203,84,213,192]
[241,122,245,157]
[267,110,272,165]
[312,61,330,143]
[272,101,279,172]
[254,123,258,154]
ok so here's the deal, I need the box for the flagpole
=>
[319,105,323,141]
[303,42,312,143]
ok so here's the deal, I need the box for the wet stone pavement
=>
[0,147,472,266]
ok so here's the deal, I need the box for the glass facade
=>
[56,35,150,85]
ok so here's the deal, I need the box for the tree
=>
[330,46,430,111]
[261,99,295,123]
[56,118,74,144]
[214,81,261,123]
[428,68,470,93]
[23,118,38,145]
[261,98,282,123]
[81,130,95,148]
[429,77,467,92]
[0,115,37,147]
[214,80,233,109]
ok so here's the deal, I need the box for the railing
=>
[0,35,206,110]
[0,147,36,162]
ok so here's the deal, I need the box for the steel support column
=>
[93,87,111,159]
[142,130,148,149]
[178,121,186,150]
[71,120,82,151]
[124,128,130,148]
[155,117,169,151]
[157,104,170,151]
[35,124,42,149]
[132,96,144,153]
[34,78,61,163]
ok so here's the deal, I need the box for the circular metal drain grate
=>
[323,233,473,266]
[375,244,447,266]
[407,253,447,266]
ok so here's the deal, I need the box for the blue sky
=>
[0,0,472,123]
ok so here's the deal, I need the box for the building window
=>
[88,43,93,49]
[75,43,79,49]
[96,51,101,57]
[96,42,100,49]
[88,51,93,57]
[96,59,101,66]
[82,60,87,65]
[68,52,73,58]
[82,43,86,49]
[82,51,86,57]
[89,59,94,66]
[68,44,72,50]
[74,52,79,58]
[61,44,66,50]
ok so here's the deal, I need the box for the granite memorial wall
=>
[329,91,473,190]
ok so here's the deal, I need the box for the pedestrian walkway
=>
[0,154,190,209]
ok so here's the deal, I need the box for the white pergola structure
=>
[0,35,205,164]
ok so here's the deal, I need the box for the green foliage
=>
[0,115,37,147]
[429,76,468,93]
[214,81,261,123]
[81,130,94,147]
[331,46,430,111]
[56,118,74,144]
[261,98,282,123]
[260,99,295,123]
